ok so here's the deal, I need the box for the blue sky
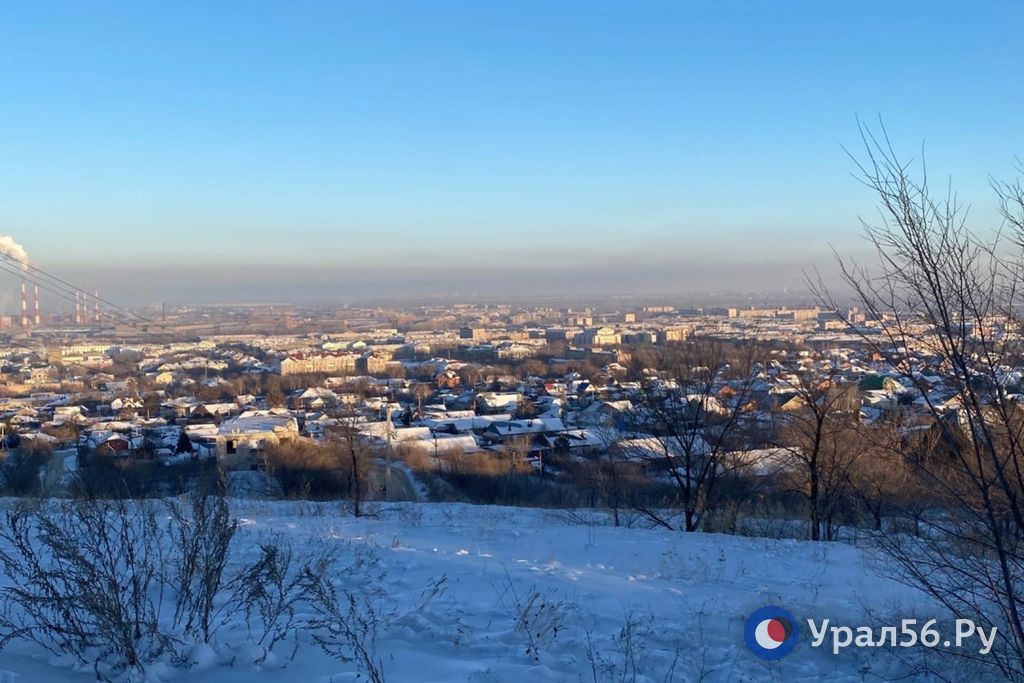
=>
[0,0,1020,302]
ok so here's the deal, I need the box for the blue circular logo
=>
[744,605,798,660]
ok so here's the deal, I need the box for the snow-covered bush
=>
[0,492,365,681]
[0,498,173,680]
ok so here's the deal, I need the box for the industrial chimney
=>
[34,284,40,326]
[20,281,27,328]
[94,290,100,323]
[74,290,81,325]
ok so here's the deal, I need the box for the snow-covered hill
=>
[0,501,988,681]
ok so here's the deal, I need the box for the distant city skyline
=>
[0,1,1021,303]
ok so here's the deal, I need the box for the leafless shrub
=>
[582,610,686,683]
[0,495,341,677]
[0,498,171,680]
[168,485,237,644]
[412,573,448,616]
[0,449,49,496]
[230,539,331,664]
[304,572,388,683]
[397,445,435,473]
[496,569,574,663]
[263,440,351,500]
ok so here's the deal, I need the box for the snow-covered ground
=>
[0,501,989,681]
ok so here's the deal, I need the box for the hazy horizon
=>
[0,261,843,310]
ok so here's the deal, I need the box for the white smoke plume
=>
[0,235,29,269]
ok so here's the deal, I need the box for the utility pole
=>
[384,400,395,499]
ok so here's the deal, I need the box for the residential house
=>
[217,411,300,469]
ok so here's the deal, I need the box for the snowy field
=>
[0,500,991,682]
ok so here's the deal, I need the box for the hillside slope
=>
[0,501,982,682]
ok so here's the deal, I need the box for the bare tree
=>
[328,407,377,518]
[845,415,940,535]
[502,434,534,476]
[265,376,286,409]
[771,367,863,541]
[411,382,433,415]
[843,418,906,532]
[812,122,1024,677]
[629,340,759,532]
[591,424,629,527]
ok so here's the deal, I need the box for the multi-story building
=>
[575,327,620,347]
[459,327,489,342]
[279,352,357,376]
[658,327,689,343]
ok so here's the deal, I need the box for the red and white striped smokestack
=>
[94,290,100,323]
[20,281,27,328]
[34,284,40,326]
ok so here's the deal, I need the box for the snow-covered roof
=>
[399,434,481,456]
[614,435,711,460]
[219,412,298,436]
